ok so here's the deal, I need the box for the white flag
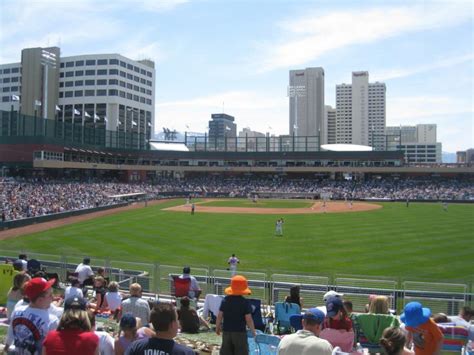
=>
[34,99,42,107]
[147,122,151,127]
[11,95,20,101]
[84,111,91,118]
[94,113,100,122]
[104,116,108,122]
[117,121,122,125]
[55,105,61,112]
[74,109,81,116]
[132,120,137,126]
[225,126,231,131]
[293,124,298,130]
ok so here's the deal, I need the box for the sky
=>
[0,0,473,152]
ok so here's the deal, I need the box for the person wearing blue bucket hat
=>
[401,302,443,355]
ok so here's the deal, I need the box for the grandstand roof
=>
[149,141,189,151]
[321,144,373,152]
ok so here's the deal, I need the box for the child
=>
[401,302,443,355]
[323,296,353,331]
[64,276,83,302]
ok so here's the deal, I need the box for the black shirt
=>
[219,295,252,332]
[126,337,195,355]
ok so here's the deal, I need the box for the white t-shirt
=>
[75,263,94,283]
[277,329,333,355]
[7,305,59,355]
[228,256,239,268]
[95,330,115,355]
[105,292,122,311]
[65,286,84,301]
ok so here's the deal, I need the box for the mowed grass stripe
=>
[0,201,472,283]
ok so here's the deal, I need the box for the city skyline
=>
[0,0,472,152]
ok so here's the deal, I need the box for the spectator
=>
[179,266,201,299]
[121,283,150,327]
[75,257,94,286]
[92,276,108,311]
[323,296,353,331]
[6,277,59,354]
[64,277,83,302]
[277,308,333,355]
[448,306,474,341]
[6,273,31,320]
[216,275,256,355]
[114,313,149,355]
[369,295,390,314]
[18,254,28,271]
[178,296,210,333]
[105,281,122,314]
[126,303,194,355]
[284,285,303,309]
[379,326,414,355]
[401,302,443,355]
[43,296,99,355]
[87,310,115,355]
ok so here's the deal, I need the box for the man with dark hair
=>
[179,266,201,299]
[75,257,94,285]
[126,303,194,354]
[18,254,28,271]
[6,277,59,354]
[277,308,333,355]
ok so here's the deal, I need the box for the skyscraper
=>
[289,67,325,141]
[336,71,385,150]
[324,105,336,144]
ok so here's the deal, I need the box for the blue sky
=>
[0,0,472,152]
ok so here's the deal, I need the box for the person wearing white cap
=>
[316,290,344,315]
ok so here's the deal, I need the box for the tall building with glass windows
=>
[335,71,385,150]
[0,46,155,149]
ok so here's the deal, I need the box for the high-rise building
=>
[324,105,336,144]
[385,124,442,163]
[335,71,386,150]
[289,67,325,141]
[208,113,236,150]
[0,46,155,149]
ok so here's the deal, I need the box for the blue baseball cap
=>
[326,296,344,317]
[120,313,137,329]
[401,302,431,328]
[302,308,325,323]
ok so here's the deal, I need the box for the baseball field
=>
[0,198,473,284]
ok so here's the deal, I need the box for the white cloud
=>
[257,3,473,72]
[373,53,474,81]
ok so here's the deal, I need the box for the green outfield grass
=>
[1,200,473,283]
[198,198,313,208]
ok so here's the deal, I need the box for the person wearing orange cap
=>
[216,275,256,355]
[6,277,59,354]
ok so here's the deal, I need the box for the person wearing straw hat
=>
[400,302,443,355]
[216,275,256,355]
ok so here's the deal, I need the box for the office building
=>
[385,124,442,163]
[324,105,336,144]
[289,67,325,141]
[208,113,236,150]
[0,46,155,149]
[335,71,386,150]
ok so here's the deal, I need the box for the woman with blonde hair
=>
[43,296,99,355]
[379,326,414,355]
[6,273,31,320]
[369,295,390,314]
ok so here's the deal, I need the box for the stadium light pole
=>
[287,85,306,137]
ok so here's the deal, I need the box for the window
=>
[75,80,83,86]
[85,79,95,85]
[65,91,73,97]
[120,61,126,68]
[120,71,126,78]
[65,81,74,87]
[140,78,146,84]
[133,95,139,101]
[59,92,63,98]
[97,69,107,75]
[109,69,118,75]
[146,71,152,78]
[119,91,126,98]
[109,59,119,65]
[127,64,133,70]
[10,86,18,91]
[2,87,10,92]
[97,79,107,85]
[3,78,10,83]
[75,60,84,66]
[74,90,83,97]
[134,66,140,73]
[86,59,96,66]
[85,90,95,96]
[146,98,152,105]
[60,72,64,78]
[119,81,126,87]
[140,97,145,103]
[97,89,107,96]
[97,59,108,65]
[146,80,152,86]
[109,89,118,96]
[65,71,74,77]
[127,73,133,80]
[127,93,132,99]
[75,70,84,76]
[85,70,95,76]
[127,83,133,89]
[60,63,65,68]
[66,61,74,67]
[11,68,19,73]
[109,79,118,85]
[2,96,10,102]
[140,87,145,93]
[11,77,18,82]
[134,76,139,82]
[134,85,139,91]
[140,69,146,75]
[3,68,11,74]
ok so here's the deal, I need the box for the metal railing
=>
[0,251,472,313]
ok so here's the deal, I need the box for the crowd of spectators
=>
[1,176,473,221]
